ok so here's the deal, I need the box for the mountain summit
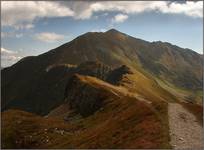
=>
[105,28,121,33]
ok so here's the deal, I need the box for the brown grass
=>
[2,96,171,149]
[2,72,174,149]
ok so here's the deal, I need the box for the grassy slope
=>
[113,49,202,105]
[156,78,203,105]
[2,74,172,149]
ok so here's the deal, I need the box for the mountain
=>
[1,29,202,115]
[1,29,203,149]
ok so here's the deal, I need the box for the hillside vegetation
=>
[2,73,171,149]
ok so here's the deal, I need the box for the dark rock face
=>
[106,65,133,85]
[76,61,112,81]
[64,74,107,117]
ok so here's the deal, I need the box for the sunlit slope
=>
[156,78,203,105]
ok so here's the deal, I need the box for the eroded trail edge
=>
[168,103,203,149]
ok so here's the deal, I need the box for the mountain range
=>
[1,29,203,149]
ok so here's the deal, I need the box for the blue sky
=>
[1,1,203,67]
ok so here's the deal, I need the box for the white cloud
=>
[91,28,107,32]
[1,1,202,29]
[1,47,22,67]
[1,32,23,38]
[69,1,203,19]
[158,1,203,18]
[1,1,74,29]
[14,24,34,30]
[35,32,65,43]
[112,14,128,23]
[1,47,17,54]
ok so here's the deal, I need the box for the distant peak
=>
[106,29,120,33]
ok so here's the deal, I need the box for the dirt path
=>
[168,103,203,149]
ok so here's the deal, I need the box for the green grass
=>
[156,77,203,105]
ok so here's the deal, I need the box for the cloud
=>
[15,33,23,38]
[1,47,17,54]
[61,1,202,20]
[1,32,23,38]
[1,1,202,29]
[91,28,107,32]
[1,1,74,29]
[1,47,22,67]
[14,24,35,30]
[158,1,203,18]
[112,14,128,23]
[35,32,65,43]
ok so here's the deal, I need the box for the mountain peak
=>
[106,28,120,33]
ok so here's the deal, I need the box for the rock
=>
[64,74,109,117]
[60,131,64,135]
[17,120,22,124]
[170,133,175,136]
[76,61,112,81]
[100,107,104,111]
[172,144,177,148]
[55,129,65,135]
[106,65,133,85]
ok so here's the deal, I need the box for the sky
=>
[1,1,203,67]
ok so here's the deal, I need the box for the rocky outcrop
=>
[76,61,112,80]
[64,74,110,117]
[106,65,133,85]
